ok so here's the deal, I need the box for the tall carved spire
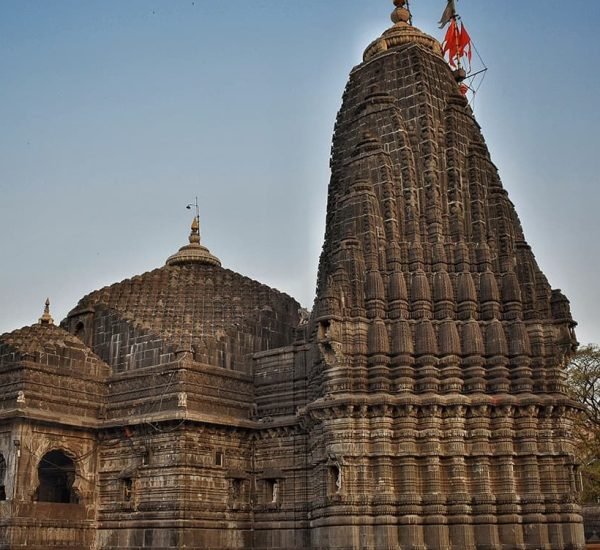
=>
[308,4,582,545]
[313,0,577,386]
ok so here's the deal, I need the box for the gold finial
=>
[39,298,54,325]
[391,0,411,26]
[187,196,201,244]
[363,0,441,62]
[189,215,201,244]
[166,199,221,267]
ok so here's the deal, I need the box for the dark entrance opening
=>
[74,322,85,341]
[0,454,6,500]
[36,450,78,503]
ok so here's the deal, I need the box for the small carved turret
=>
[411,270,433,319]
[390,318,416,392]
[461,319,484,357]
[415,319,438,357]
[454,242,471,272]
[508,320,534,393]
[433,271,455,320]
[368,319,390,357]
[415,319,440,393]
[501,270,523,320]
[388,270,409,319]
[39,298,54,326]
[439,320,461,357]
[317,279,341,322]
[475,242,493,272]
[480,271,501,320]
[461,319,485,393]
[438,320,463,393]
[485,320,510,393]
[485,320,508,357]
[366,270,386,319]
[457,271,478,320]
[368,318,391,391]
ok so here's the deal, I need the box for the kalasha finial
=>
[189,215,201,244]
[39,298,54,326]
[364,0,441,61]
[186,197,201,244]
[391,0,412,26]
[166,200,221,267]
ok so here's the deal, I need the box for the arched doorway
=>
[36,450,78,503]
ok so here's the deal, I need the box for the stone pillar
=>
[468,406,500,548]
[513,405,549,549]
[443,406,476,550]
[421,455,450,550]
[372,408,398,548]
[495,456,525,550]
[397,456,425,549]
[486,403,522,548]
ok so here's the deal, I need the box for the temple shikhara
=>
[0,1,586,549]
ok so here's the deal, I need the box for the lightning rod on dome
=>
[186,196,200,222]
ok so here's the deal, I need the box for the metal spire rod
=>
[186,196,199,222]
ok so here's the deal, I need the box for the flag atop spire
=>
[438,0,476,95]
[442,18,472,69]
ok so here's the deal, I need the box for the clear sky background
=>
[1,0,599,345]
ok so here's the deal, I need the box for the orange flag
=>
[442,19,459,67]
[459,23,472,65]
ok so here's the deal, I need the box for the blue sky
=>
[1,1,599,345]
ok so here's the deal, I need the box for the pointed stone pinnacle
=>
[39,298,54,325]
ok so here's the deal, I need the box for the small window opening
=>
[36,450,78,504]
[318,321,331,340]
[328,464,342,495]
[215,451,224,467]
[266,479,280,504]
[122,478,133,501]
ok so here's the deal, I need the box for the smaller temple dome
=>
[166,215,221,267]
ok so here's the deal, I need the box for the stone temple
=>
[0,2,586,549]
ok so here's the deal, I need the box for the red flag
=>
[442,19,459,67]
[458,23,472,65]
